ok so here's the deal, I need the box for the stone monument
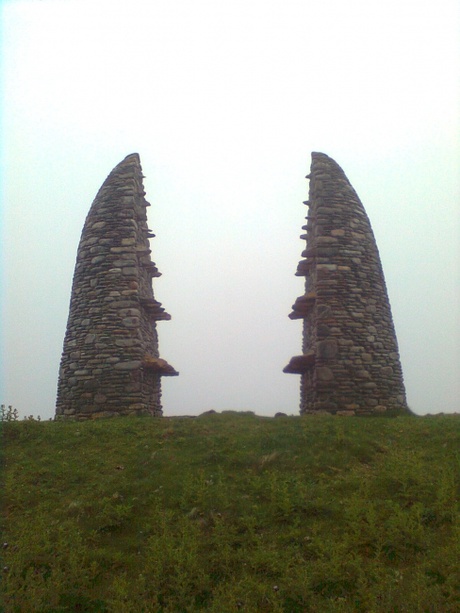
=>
[284,152,408,415]
[56,154,177,419]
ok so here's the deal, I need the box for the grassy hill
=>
[1,411,459,612]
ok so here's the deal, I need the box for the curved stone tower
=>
[284,152,407,415]
[56,154,177,419]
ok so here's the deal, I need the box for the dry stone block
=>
[317,340,338,359]
[316,367,334,381]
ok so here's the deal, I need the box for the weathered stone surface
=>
[284,152,408,415]
[316,366,335,381]
[113,360,142,370]
[55,154,178,420]
[317,340,338,359]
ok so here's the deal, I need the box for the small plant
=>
[23,414,41,421]
[0,404,19,421]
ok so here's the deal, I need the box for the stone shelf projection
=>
[56,154,177,420]
[284,152,408,415]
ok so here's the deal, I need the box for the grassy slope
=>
[1,412,459,612]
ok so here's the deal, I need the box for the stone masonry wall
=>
[56,154,177,420]
[284,153,408,415]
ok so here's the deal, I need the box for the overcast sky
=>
[1,0,459,419]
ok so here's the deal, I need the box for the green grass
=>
[1,411,459,612]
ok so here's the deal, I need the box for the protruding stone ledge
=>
[295,260,313,276]
[142,355,179,376]
[141,261,162,277]
[283,352,315,374]
[150,311,172,321]
[139,297,171,321]
[288,292,316,319]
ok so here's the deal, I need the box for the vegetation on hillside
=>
[1,410,459,612]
